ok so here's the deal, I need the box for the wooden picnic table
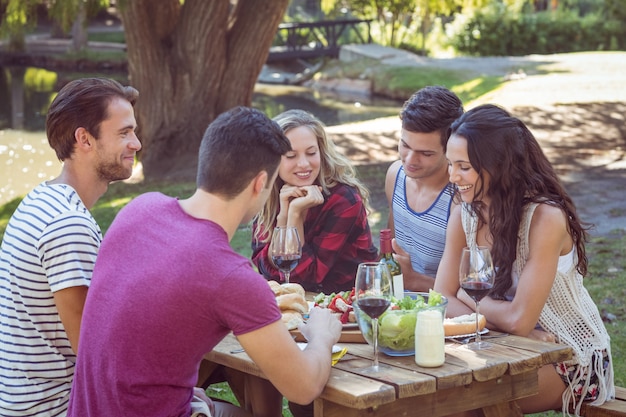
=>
[202,331,572,417]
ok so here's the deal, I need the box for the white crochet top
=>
[462,202,615,415]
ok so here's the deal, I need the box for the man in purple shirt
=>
[68,107,342,417]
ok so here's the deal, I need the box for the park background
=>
[1,1,625,416]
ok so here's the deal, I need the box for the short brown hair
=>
[46,78,139,161]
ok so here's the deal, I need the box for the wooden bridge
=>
[268,18,373,63]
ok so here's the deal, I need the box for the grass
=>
[1,166,623,417]
[0,67,623,416]
[317,58,502,103]
[88,31,126,44]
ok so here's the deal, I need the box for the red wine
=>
[357,297,391,319]
[461,281,493,302]
[272,255,300,273]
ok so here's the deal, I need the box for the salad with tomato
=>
[313,288,356,324]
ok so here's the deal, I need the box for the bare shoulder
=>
[385,160,402,177]
[384,160,402,187]
[532,202,568,228]
[528,202,571,252]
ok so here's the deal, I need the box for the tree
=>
[118,0,290,180]
[0,0,106,52]
[323,0,458,51]
[0,0,40,51]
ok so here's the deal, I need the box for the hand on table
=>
[527,328,556,343]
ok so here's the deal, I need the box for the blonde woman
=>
[252,109,377,294]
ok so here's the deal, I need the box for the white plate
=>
[297,342,342,354]
[445,328,489,340]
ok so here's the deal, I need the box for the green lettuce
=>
[376,290,445,351]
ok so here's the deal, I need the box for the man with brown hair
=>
[0,78,141,416]
[385,86,464,292]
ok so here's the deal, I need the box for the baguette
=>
[444,313,486,337]
[276,293,309,314]
[280,283,306,298]
[281,310,304,330]
[267,280,283,296]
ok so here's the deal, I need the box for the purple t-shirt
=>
[68,192,281,416]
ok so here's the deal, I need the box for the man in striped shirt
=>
[384,86,464,292]
[0,78,141,416]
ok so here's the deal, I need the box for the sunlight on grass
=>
[1,165,623,417]
[452,76,502,104]
[0,60,622,415]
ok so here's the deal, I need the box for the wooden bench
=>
[581,386,626,417]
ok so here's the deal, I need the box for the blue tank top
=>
[392,166,454,277]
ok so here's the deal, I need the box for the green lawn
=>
[3,168,623,417]
[0,61,623,415]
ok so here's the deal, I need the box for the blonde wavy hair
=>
[253,109,371,243]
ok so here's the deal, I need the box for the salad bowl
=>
[354,291,448,356]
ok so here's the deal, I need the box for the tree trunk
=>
[118,0,289,181]
[71,3,88,52]
[9,67,26,130]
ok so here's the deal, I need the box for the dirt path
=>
[326,51,626,238]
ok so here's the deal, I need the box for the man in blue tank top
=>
[384,86,464,292]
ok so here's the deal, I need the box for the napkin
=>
[331,347,348,366]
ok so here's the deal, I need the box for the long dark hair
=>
[450,104,589,298]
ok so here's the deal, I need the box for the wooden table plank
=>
[204,335,399,409]
[445,341,543,380]
[336,342,469,394]
[334,358,436,398]
[491,335,572,364]
[204,332,569,417]
[315,371,537,417]
[320,368,397,409]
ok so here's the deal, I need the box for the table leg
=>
[237,371,283,417]
[197,359,221,388]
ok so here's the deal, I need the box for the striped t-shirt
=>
[392,167,453,277]
[0,183,101,416]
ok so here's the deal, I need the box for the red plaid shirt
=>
[252,183,378,294]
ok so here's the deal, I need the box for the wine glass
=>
[269,226,302,284]
[459,246,495,350]
[355,262,392,372]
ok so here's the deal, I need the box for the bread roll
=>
[268,280,283,296]
[276,293,309,314]
[444,313,487,337]
[280,283,306,298]
[281,310,304,330]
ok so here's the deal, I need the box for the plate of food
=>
[267,281,364,341]
[310,288,358,326]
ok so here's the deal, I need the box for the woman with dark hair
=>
[435,104,614,416]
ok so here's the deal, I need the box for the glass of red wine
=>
[355,262,392,373]
[269,226,302,284]
[459,246,495,350]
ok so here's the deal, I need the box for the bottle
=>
[379,229,404,299]
[415,309,445,367]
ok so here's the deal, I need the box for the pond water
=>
[0,66,403,205]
